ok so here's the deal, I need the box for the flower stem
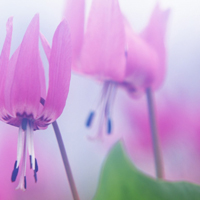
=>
[146,88,164,179]
[40,98,80,200]
[52,121,80,200]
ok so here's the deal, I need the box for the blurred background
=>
[0,0,200,199]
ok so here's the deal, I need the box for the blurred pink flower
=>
[64,0,169,137]
[121,4,170,97]
[0,14,71,190]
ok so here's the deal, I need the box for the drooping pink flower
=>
[121,4,170,97]
[0,14,71,190]
[64,0,169,137]
[64,0,126,137]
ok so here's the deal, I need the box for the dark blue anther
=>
[24,176,27,189]
[30,155,32,169]
[35,158,38,173]
[22,118,28,131]
[86,111,95,127]
[11,161,19,182]
[107,118,112,134]
[34,170,37,182]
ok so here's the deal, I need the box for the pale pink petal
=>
[39,19,71,122]
[38,54,46,105]
[80,0,126,82]
[4,46,20,116]
[124,20,159,95]
[0,17,13,114]
[40,32,51,61]
[64,0,85,71]
[10,14,41,118]
[141,4,170,88]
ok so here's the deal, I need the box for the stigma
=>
[11,118,38,190]
[86,81,117,139]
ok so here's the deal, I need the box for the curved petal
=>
[39,19,71,123]
[80,0,126,82]
[4,46,20,117]
[40,32,51,61]
[124,21,159,95]
[0,17,13,117]
[64,0,85,72]
[10,14,41,118]
[38,54,46,114]
[141,4,170,88]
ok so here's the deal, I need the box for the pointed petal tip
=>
[7,16,13,28]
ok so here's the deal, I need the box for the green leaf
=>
[93,142,200,200]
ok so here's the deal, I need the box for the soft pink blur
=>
[121,94,200,183]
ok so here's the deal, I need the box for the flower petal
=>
[39,19,71,122]
[38,54,46,113]
[0,17,13,116]
[40,32,51,61]
[10,14,41,118]
[124,20,159,95]
[64,0,85,71]
[141,4,170,88]
[4,46,20,116]
[80,0,126,82]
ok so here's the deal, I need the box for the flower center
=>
[11,118,38,190]
[86,81,117,139]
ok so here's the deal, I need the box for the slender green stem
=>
[52,121,80,200]
[146,88,164,179]
[40,98,80,200]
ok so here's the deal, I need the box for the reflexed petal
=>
[80,0,126,82]
[10,14,41,118]
[141,4,170,88]
[64,0,85,71]
[40,32,51,61]
[39,19,71,122]
[4,46,20,116]
[124,21,159,94]
[0,17,13,115]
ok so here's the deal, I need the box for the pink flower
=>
[64,0,169,137]
[64,0,126,137]
[0,14,71,190]
[121,4,170,97]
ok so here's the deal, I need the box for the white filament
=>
[16,126,23,168]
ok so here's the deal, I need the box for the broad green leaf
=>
[93,142,200,200]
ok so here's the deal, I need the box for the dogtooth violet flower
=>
[64,0,169,137]
[121,4,170,97]
[64,0,126,137]
[0,14,71,190]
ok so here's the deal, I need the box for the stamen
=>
[24,176,27,189]
[30,124,35,171]
[34,170,37,182]
[16,125,28,190]
[87,82,117,139]
[86,111,95,127]
[16,126,23,168]
[11,161,19,182]
[107,118,112,134]
[29,155,32,169]
[104,83,117,135]
[35,158,38,172]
